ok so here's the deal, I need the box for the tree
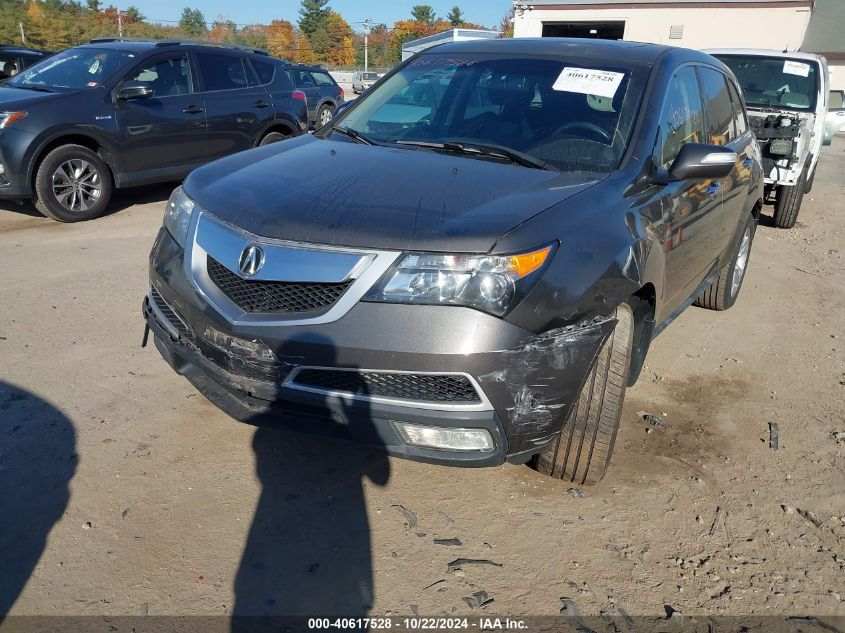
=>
[315,11,353,66]
[498,7,514,38]
[298,0,330,38]
[179,7,206,37]
[208,16,237,42]
[265,19,295,58]
[86,0,101,11]
[411,5,436,25]
[124,5,144,22]
[446,6,464,27]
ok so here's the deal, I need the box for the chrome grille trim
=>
[185,211,401,327]
[283,366,494,412]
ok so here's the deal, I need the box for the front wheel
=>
[33,144,112,222]
[259,131,288,147]
[773,168,807,229]
[532,304,634,485]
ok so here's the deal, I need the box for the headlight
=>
[364,244,555,316]
[162,186,195,248]
[0,111,27,128]
[769,139,793,155]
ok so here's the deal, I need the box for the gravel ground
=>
[1,140,843,619]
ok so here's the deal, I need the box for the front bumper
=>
[146,227,613,467]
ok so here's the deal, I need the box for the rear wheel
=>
[33,144,112,222]
[533,304,634,485]
[694,212,756,311]
[317,104,335,128]
[773,167,807,229]
[259,131,288,147]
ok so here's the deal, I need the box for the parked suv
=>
[708,49,829,229]
[144,39,763,485]
[0,45,52,79]
[0,38,307,222]
[285,64,344,128]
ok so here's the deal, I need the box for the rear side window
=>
[311,71,335,87]
[657,66,705,168]
[0,53,19,79]
[290,69,316,88]
[698,66,737,145]
[252,60,275,84]
[726,79,748,136]
[196,53,249,91]
[831,90,845,109]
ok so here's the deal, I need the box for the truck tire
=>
[533,304,633,486]
[773,168,807,229]
[33,144,112,222]
[694,212,756,311]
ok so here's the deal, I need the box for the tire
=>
[317,104,335,128]
[33,144,112,222]
[694,212,756,311]
[773,168,807,229]
[259,132,288,147]
[533,304,634,485]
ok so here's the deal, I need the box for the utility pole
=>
[362,18,372,73]
[19,21,25,46]
[117,9,123,38]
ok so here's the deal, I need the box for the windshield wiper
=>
[393,139,556,171]
[330,125,377,145]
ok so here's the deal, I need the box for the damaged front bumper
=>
[145,228,614,468]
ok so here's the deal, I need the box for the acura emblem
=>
[238,245,265,277]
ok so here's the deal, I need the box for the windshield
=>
[7,48,135,91]
[331,53,644,172]
[714,55,819,111]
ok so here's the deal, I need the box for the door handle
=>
[706,183,721,196]
[251,100,270,109]
[182,105,204,114]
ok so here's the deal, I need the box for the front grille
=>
[290,369,482,403]
[150,287,192,339]
[207,256,352,314]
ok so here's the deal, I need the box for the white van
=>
[707,49,829,228]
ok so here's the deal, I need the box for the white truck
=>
[707,49,830,229]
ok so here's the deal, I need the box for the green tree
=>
[179,7,206,37]
[124,5,144,22]
[298,0,330,38]
[86,0,100,11]
[411,5,436,25]
[446,6,464,27]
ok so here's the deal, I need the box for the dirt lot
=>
[1,140,843,620]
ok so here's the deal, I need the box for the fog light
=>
[769,139,793,155]
[393,422,494,452]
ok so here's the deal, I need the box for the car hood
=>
[184,135,606,253]
[0,85,68,109]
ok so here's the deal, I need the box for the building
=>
[512,0,845,89]
[800,0,845,90]
[512,0,813,50]
[401,29,501,61]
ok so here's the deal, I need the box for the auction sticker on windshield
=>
[783,60,811,77]
[553,67,625,98]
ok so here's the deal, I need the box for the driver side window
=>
[125,54,191,97]
[656,66,705,168]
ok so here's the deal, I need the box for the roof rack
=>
[88,37,269,56]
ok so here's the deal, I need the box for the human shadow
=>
[227,336,391,626]
[0,381,77,617]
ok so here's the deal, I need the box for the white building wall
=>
[828,62,845,92]
[513,6,812,51]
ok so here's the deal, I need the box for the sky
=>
[120,0,512,31]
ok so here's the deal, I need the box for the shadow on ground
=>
[0,381,77,617]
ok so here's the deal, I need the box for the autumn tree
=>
[265,19,295,58]
[498,7,515,38]
[208,16,237,42]
[447,6,464,27]
[309,11,353,66]
[411,5,436,25]
[179,7,206,37]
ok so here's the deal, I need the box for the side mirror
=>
[117,81,153,101]
[660,143,736,182]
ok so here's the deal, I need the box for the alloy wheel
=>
[730,227,751,297]
[319,108,333,126]
[52,159,102,213]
